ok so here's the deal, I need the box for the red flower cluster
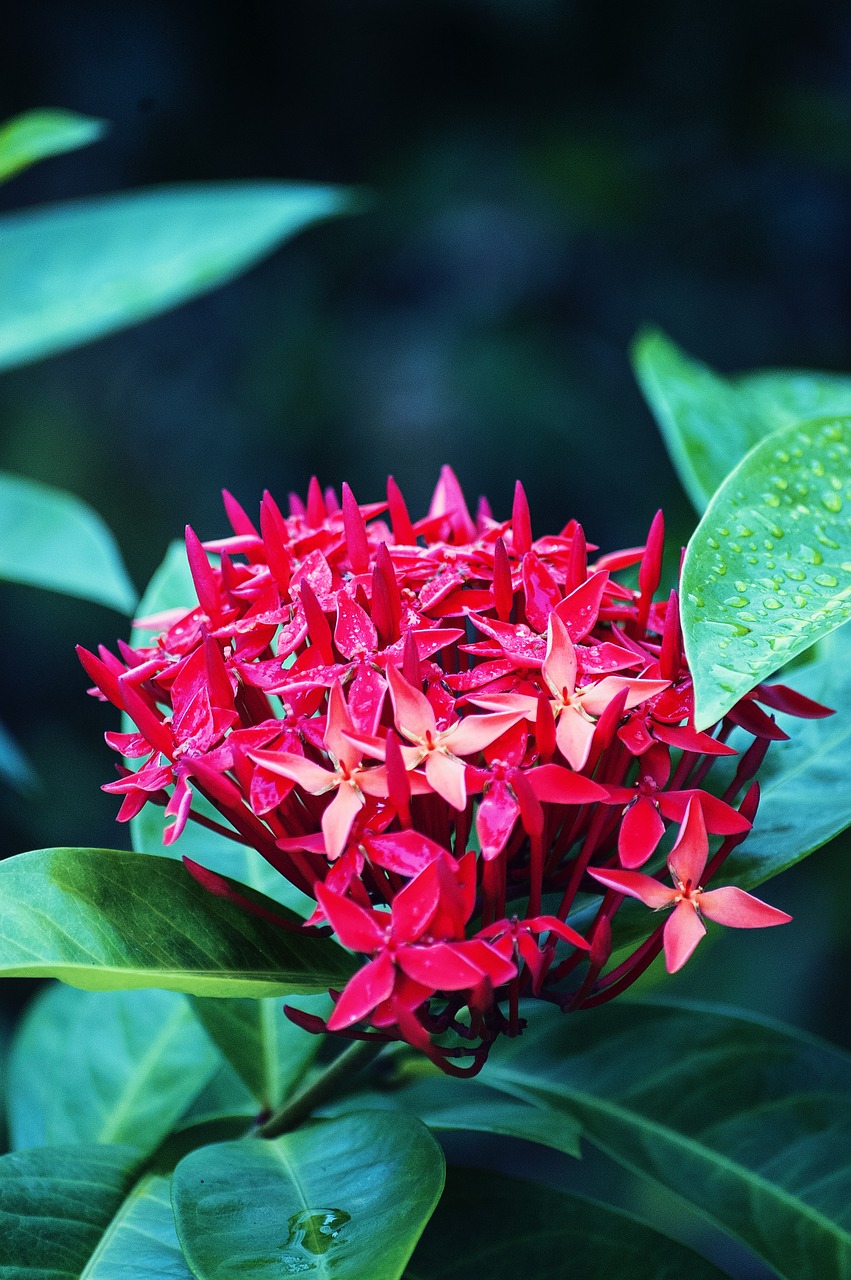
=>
[79,468,830,1074]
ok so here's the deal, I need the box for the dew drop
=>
[775,450,791,464]
[772,475,788,490]
[707,536,720,550]
[821,492,843,513]
[745,555,759,565]
[841,562,851,573]
[716,563,728,576]
[718,527,730,537]
[811,459,825,477]
[763,597,782,610]
[738,526,754,538]
[725,596,748,608]
[815,573,839,588]
[764,493,781,508]
[799,545,823,565]
[792,594,808,607]
[729,542,741,553]
[785,568,806,581]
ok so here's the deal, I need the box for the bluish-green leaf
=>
[633,328,851,510]
[722,624,851,888]
[405,1167,728,1280]
[7,985,220,1153]
[77,1173,194,1279]
[681,416,851,728]
[0,183,355,371]
[173,1111,445,1280]
[189,995,331,1109]
[481,999,851,1280]
[0,847,354,996]
[0,1143,141,1277]
[329,1077,582,1160]
[0,718,37,792]
[0,470,137,611]
[0,108,107,184]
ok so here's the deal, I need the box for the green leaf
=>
[0,183,355,372]
[0,108,107,184]
[173,1111,445,1280]
[405,1167,729,1280]
[189,995,331,1109]
[7,985,220,1153]
[633,328,851,511]
[722,624,851,888]
[0,718,37,792]
[0,847,354,996]
[0,1147,195,1279]
[481,999,851,1280]
[127,540,312,913]
[75,1173,194,1279]
[680,416,851,728]
[0,470,137,611]
[0,1143,141,1276]
[330,1077,582,1159]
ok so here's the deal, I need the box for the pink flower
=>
[588,797,791,973]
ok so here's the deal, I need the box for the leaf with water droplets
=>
[682,416,851,729]
[172,1111,445,1280]
[633,328,851,511]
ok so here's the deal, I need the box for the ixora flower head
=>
[79,467,831,1075]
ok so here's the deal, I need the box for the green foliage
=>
[633,328,851,511]
[405,1168,729,1280]
[0,1143,142,1276]
[0,470,137,612]
[172,1112,445,1280]
[7,986,220,1153]
[724,626,851,886]
[189,995,331,1110]
[680,416,851,727]
[481,999,851,1280]
[0,183,355,372]
[0,108,107,184]
[0,847,354,996]
[0,719,37,792]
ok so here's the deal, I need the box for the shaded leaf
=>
[0,182,354,371]
[0,846,354,996]
[189,994,331,1109]
[405,1167,728,1279]
[0,1143,141,1276]
[0,108,106,183]
[680,416,851,728]
[723,624,851,888]
[173,1111,445,1280]
[633,328,851,510]
[78,1173,194,1279]
[0,718,37,792]
[328,1077,582,1159]
[481,999,851,1280]
[0,470,136,612]
[7,985,220,1153]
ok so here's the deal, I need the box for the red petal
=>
[698,886,792,928]
[667,797,709,888]
[527,763,608,805]
[586,866,676,909]
[618,796,665,869]
[314,882,386,952]
[327,953,396,1030]
[663,899,705,972]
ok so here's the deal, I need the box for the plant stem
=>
[255,1038,387,1139]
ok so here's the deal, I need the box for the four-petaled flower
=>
[588,797,792,972]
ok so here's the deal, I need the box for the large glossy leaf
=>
[0,183,353,371]
[7,985,220,1153]
[633,328,851,510]
[329,1077,582,1159]
[481,999,851,1280]
[0,470,137,611]
[680,416,851,728]
[0,108,106,183]
[189,994,330,1109]
[405,1167,728,1280]
[0,1143,141,1276]
[127,540,312,913]
[0,846,354,996]
[722,624,851,888]
[173,1110,445,1280]
[0,1146,194,1279]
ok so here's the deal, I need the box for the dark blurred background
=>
[0,0,849,1044]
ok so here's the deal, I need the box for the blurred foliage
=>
[1,0,850,1048]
